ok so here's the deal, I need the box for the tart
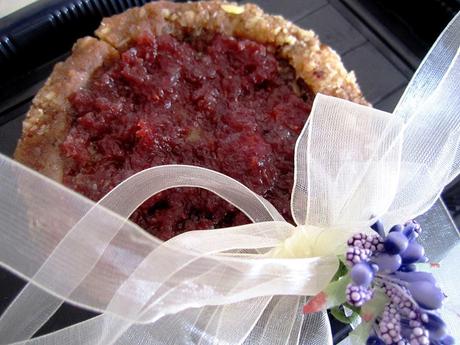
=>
[15,1,367,240]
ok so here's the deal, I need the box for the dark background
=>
[1,0,459,343]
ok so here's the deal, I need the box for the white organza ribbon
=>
[0,11,460,345]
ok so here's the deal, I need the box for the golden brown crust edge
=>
[14,37,119,180]
[95,1,367,104]
[15,1,367,180]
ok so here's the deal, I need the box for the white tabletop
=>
[0,0,39,18]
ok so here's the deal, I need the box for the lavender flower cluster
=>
[345,220,454,345]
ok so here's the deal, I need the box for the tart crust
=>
[15,37,119,180]
[15,0,367,180]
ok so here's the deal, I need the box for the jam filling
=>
[62,33,314,240]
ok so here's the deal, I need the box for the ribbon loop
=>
[291,95,404,228]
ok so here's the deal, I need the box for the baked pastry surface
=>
[15,1,367,239]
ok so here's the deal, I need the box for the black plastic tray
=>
[0,0,459,344]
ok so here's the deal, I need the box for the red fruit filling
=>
[62,33,314,240]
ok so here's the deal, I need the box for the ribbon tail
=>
[299,310,333,345]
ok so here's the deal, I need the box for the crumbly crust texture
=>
[15,1,367,179]
[15,37,119,179]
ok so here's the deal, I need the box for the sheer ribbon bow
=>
[0,12,459,345]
